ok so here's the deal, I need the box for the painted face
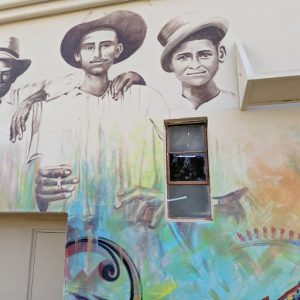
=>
[0,60,14,98]
[75,29,123,75]
[170,39,221,87]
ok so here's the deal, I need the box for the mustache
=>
[89,58,109,63]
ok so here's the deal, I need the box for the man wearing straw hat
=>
[158,12,237,112]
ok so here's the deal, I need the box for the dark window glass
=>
[169,153,207,181]
[169,124,205,152]
[167,185,211,219]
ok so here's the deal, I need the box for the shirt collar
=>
[69,82,112,100]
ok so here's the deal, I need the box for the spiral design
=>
[98,256,120,282]
[65,236,142,300]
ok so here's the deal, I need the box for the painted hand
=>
[35,164,79,212]
[10,74,79,143]
[213,187,248,223]
[115,187,164,228]
[111,71,146,100]
[10,87,47,142]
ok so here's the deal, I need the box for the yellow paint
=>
[148,279,178,300]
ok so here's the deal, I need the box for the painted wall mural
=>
[0,2,299,299]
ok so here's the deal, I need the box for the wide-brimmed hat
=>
[61,10,147,68]
[0,36,31,77]
[158,13,228,72]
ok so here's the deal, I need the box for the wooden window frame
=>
[164,117,211,222]
[165,117,209,185]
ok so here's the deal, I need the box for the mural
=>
[0,36,32,211]
[158,13,235,110]
[157,12,237,117]
[0,4,299,300]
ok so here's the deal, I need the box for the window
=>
[164,117,211,221]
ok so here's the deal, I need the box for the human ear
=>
[114,43,124,59]
[168,56,174,72]
[74,52,81,63]
[218,45,226,63]
[10,72,17,83]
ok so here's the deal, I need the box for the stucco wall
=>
[0,0,299,299]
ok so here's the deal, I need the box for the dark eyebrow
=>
[82,40,114,46]
[175,52,191,57]
[99,40,114,45]
[198,49,213,53]
[81,42,95,47]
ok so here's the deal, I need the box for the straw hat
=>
[158,13,228,72]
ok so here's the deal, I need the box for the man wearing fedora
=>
[158,12,237,112]
[29,10,166,225]
[0,37,31,101]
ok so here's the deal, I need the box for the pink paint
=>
[280,228,286,239]
[237,232,246,242]
[254,228,259,239]
[246,229,252,240]
[263,226,268,238]
[271,226,276,239]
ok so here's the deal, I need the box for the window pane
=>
[167,185,211,219]
[169,153,207,181]
[169,124,205,152]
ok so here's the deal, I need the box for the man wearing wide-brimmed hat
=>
[30,11,166,234]
[28,12,167,297]
[158,12,237,112]
[59,9,147,99]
